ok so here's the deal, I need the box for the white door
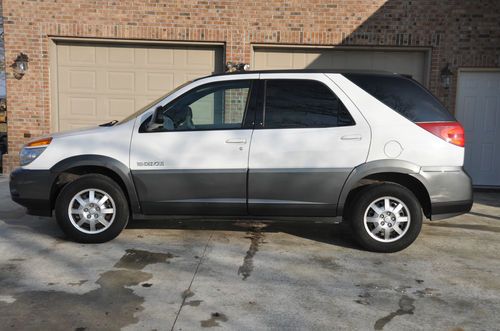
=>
[130,76,257,215]
[248,73,371,216]
[456,71,500,186]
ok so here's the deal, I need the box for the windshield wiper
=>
[99,120,118,127]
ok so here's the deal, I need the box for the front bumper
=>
[10,167,54,216]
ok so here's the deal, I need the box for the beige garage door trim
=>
[49,38,224,132]
[252,44,431,86]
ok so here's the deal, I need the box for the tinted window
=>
[147,80,251,132]
[345,74,455,122]
[264,79,355,129]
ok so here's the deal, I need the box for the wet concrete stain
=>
[114,249,175,270]
[182,288,195,299]
[0,249,174,330]
[238,225,265,280]
[200,312,228,328]
[355,291,371,305]
[180,288,203,307]
[414,287,440,298]
[0,269,152,330]
[311,256,341,270]
[374,295,415,330]
[185,299,203,307]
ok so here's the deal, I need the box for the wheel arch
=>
[338,160,432,219]
[50,155,141,214]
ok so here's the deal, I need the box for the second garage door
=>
[55,42,223,131]
[253,47,428,84]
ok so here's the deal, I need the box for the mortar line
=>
[170,231,214,331]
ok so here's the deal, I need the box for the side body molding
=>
[336,159,423,216]
[50,155,141,214]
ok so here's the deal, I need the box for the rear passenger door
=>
[248,73,370,216]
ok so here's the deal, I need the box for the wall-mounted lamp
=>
[11,53,29,80]
[226,62,250,73]
[440,63,453,89]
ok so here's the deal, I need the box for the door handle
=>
[341,134,362,141]
[225,138,247,144]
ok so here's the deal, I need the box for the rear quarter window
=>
[344,74,455,122]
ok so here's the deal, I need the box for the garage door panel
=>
[107,47,135,65]
[146,73,174,93]
[107,71,135,92]
[63,45,96,65]
[108,98,136,118]
[146,48,174,66]
[56,43,221,130]
[58,70,97,92]
[253,47,426,84]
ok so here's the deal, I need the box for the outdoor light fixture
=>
[225,62,250,73]
[11,53,29,80]
[440,63,453,89]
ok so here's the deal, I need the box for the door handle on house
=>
[341,134,362,141]
[225,138,247,144]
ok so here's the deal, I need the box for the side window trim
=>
[259,78,356,130]
[139,79,257,133]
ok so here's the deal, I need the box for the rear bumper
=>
[416,167,473,220]
[10,167,54,216]
[431,200,473,220]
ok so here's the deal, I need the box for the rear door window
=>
[263,79,355,129]
[344,74,455,122]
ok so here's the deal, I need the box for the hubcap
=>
[68,188,116,234]
[363,196,411,243]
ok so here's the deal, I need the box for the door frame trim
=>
[250,43,432,87]
[49,37,225,132]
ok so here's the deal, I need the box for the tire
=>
[348,183,422,253]
[55,174,129,243]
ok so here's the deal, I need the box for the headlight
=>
[19,137,52,166]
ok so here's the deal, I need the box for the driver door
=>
[130,76,258,215]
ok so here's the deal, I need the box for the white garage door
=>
[55,42,222,131]
[253,47,427,84]
[456,71,500,187]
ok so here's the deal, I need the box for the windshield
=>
[117,80,194,124]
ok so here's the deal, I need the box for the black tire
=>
[55,174,129,243]
[348,183,422,253]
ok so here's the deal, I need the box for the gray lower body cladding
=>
[413,167,473,220]
[132,168,351,216]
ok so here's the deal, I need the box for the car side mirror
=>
[152,105,165,124]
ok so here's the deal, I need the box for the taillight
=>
[416,122,465,147]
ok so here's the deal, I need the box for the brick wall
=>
[2,0,500,172]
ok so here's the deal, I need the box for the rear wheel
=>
[349,183,422,252]
[55,174,129,243]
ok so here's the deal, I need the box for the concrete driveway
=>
[0,176,499,331]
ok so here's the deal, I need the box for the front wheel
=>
[55,174,129,243]
[349,183,423,253]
